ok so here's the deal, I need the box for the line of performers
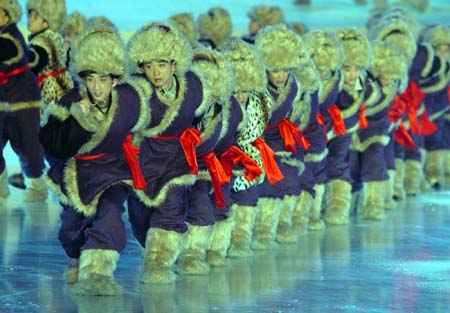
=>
[0,1,449,296]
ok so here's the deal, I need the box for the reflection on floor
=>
[0,188,449,312]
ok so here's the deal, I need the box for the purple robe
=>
[137,71,207,202]
[46,83,143,216]
[259,76,300,197]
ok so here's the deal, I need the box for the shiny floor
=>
[1,187,449,312]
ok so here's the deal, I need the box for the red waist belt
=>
[219,145,262,182]
[201,151,229,209]
[388,96,406,123]
[37,68,67,88]
[358,105,368,129]
[316,112,328,142]
[74,134,147,189]
[251,137,284,185]
[152,127,202,175]
[266,118,310,153]
[394,123,415,150]
[0,65,30,85]
[328,104,346,135]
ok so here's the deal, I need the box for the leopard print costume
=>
[29,29,73,108]
[232,91,272,191]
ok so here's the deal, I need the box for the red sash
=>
[74,134,147,189]
[201,152,229,208]
[328,104,346,135]
[219,145,262,182]
[37,68,67,88]
[394,123,415,150]
[153,128,202,175]
[0,65,30,85]
[251,137,284,185]
[358,105,368,129]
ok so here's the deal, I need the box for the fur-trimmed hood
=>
[87,16,116,29]
[127,22,193,75]
[60,11,87,38]
[26,0,66,31]
[70,25,127,85]
[0,0,21,24]
[223,39,267,93]
[247,5,284,28]
[370,40,408,82]
[294,59,321,93]
[197,7,232,50]
[423,24,450,48]
[369,18,417,62]
[255,23,308,71]
[192,48,234,105]
[168,13,199,48]
[303,30,344,71]
[337,28,372,69]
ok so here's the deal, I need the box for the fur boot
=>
[276,195,299,243]
[393,158,406,200]
[178,224,211,275]
[24,177,48,202]
[404,159,422,197]
[292,191,313,234]
[445,150,450,188]
[228,204,258,258]
[63,257,79,284]
[308,184,325,230]
[362,181,387,220]
[251,197,282,250]
[424,150,445,190]
[0,170,10,204]
[141,228,182,284]
[385,170,396,210]
[70,249,121,296]
[206,217,235,266]
[324,179,352,225]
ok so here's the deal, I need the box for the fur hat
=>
[60,11,87,37]
[87,16,116,29]
[197,7,232,49]
[294,59,320,93]
[369,19,417,62]
[0,0,21,24]
[192,49,234,104]
[255,23,308,71]
[168,13,199,48]
[337,28,372,69]
[223,39,267,93]
[70,25,126,84]
[290,21,308,36]
[423,25,450,47]
[127,22,192,75]
[379,8,420,36]
[26,0,66,31]
[370,40,408,82]
[418,23,438,42]
[247,5,284,28]
[303,30,344,72]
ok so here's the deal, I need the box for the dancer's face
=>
[233,90,249,105]
[343,64,361,86]
[27,10,48,34]
[435,44,450,60]
[268,70,290,88]
[84,73,117,104]
[142,60,175,90]
[0,9,10,28]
